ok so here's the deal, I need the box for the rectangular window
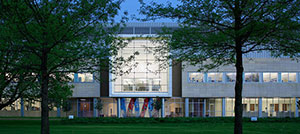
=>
[78,73,93,82]
[281,73,297,82]
[207,73,223,82]
[245,73,259,82]
[123,79,134,91]
[250,104,255,111]
[189,72,204,83]
[263,72,278,82]
[275,104,279,112]
[282,104,288,111]
[225,73,236,82]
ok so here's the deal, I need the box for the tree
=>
[1,1,130,134]
[95,99,103,116]
[139,0,300,134]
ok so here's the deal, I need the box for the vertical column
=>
[258,98,262,118]
[259,73,263,83]
[203,99,206,117]
[222,73,227,83]
[93,98,97,117]
[185,98,189,117]
[77,99,79,117]
[117,98,121,118]
[20,98,24,117]
[222,98,226,117]
[161,98,165,118]
[204,73,208,82]
[278,72,282,83]
[57,106,61,117]
[74,73,78,82]
[296,98,299,117]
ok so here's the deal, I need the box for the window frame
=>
[262,72,278,83]
[244,72,260,83]
[281,72,297,83]
[188,72,205,83]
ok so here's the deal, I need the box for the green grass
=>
[0,119,299,134]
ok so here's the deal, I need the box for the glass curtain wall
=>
[165,98,185,117]
[206,98,223,117]
[101,98,117,117]
[113,40,169,93]
[262,98,295,117]
[78,98,94,117]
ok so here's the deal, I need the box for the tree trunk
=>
[234,1,243,133]
[41,53,49,134]
[234,41,244,134]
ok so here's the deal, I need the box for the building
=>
[1,23,300,118]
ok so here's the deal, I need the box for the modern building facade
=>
[1,23,300,118]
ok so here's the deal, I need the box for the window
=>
[78,73,93,82]
[263,73,278,82]
[274,104,279,112]
[282,104,290,111]
[189,72,204,83]
[123,79,134,91]
[225,73,236,82]
[135,79,149,91]
[245,73,259,82]
[281,73,296,82]
[152,79,161,91]
[207,73,223,82]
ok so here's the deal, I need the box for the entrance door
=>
[78,99,93,117]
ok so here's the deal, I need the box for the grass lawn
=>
[0,119,299,134]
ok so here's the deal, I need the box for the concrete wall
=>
[71,82,100,98]
[182,58,300,98]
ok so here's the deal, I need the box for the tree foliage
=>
[140,0,300,134]
[0,0,130,134]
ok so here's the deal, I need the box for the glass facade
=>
[207,73,223,83]
[245,73,259,82]
[263,72,278,82]
[112,40,169,92]
[78,98,94,117]
[165,98,185,117]
[281,72,297,82]
[189,72,204,83]
[225,73,236,82]
[78,73,93,82]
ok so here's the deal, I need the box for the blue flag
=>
[121,98,126,117]
[135,98,140,117]
[148,98,153,111]
[148,98,153,117]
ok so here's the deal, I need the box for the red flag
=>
[140,98,149,117]
[127,98,135,116]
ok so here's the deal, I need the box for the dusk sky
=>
[117,0,179,22]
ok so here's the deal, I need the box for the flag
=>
[127,98,135,117]
[148,98,153,117]
[140,98,149,117]
[135,98,140,117]
[121,98,126,117]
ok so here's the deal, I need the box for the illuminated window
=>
[281,73,296,82]
[245,73,259,82]
[225,73,236,82]
[78,73,93,82]
[207,73,223,82]
[189,72,204,83]
[263,73,278,82]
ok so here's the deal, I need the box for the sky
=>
[116,0,179,22]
